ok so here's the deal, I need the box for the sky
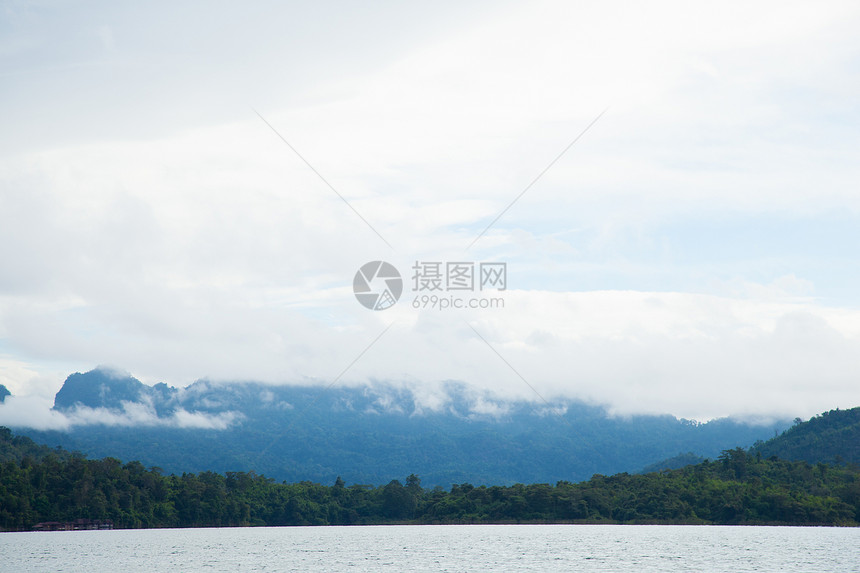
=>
[1,0,860,427]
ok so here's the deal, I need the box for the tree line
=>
[1,427,859,530]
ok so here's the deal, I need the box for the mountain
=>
[751,407,860,465]
[54,369,176,415]
[16,368,791,487]
[0,384,10,403]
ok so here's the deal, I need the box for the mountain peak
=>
[53,368,149,411]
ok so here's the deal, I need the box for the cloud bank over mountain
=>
[4,368,791,485]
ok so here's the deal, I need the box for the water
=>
[1,525,859,572]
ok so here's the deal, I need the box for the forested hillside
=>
[751,407,860,465]
[2,428,858,530]
[0,427,78,464]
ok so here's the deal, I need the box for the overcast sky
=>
[2,0,860,426]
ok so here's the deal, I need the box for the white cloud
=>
[1,0,860,424]
[468,397,512,419]
[0,395,72,431]
[2,281,859,425]
[0,392,242,431]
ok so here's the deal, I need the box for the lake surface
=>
[2,524,859,572]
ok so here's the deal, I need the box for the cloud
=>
[0,397,242,432]
[330,289,860,421]
[3,278,860,423]
[467,397,512,419]
[62,399,242,430]
[0,395,74,431]
[2,1,860,424]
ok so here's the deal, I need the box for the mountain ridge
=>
[15,368,792,487]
